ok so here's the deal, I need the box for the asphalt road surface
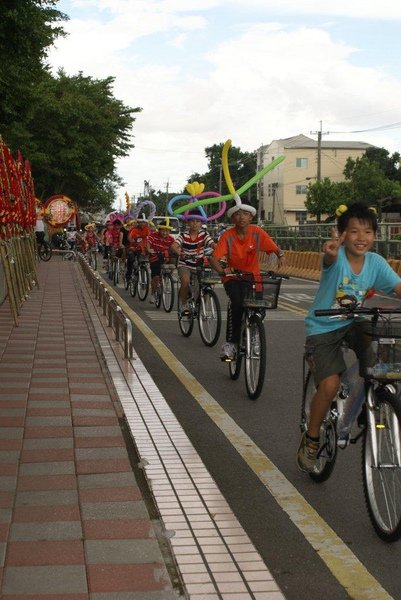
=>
[101,267,401,600]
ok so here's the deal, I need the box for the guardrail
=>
[78,254,133,359]
[260,250,401,282]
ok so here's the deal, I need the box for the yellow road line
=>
[101,279,392,600]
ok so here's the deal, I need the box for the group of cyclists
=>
[85,203,285,360]
[81,199,401,479]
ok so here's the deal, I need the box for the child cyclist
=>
[209,203,285,361]
[146,218,176,304]
[125,214,151,282]
[298,202,401,473]
[171,210,215,315]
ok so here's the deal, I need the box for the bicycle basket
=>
[200,267,220,285]
[242,275,282,310]
[366,318,401,380]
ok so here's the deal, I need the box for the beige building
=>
[256,134,372,226]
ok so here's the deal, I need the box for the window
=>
[296,158,308,168]
[295,211,307,224]
[296,185,308,194]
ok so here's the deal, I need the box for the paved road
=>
[103,270,401,600]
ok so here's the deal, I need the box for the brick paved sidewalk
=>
[0,260,179,599]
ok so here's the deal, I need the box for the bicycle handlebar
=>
[224,269,289,280]
[315,306,401,317]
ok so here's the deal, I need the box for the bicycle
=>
[178,259,222,347]
[37,239,52,261]
[301,305,401,542]
[225,271,287,400]
[128,255,150,301]
[154,260,176,312]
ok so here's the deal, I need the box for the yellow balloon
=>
[222,139,237,196]
[185,181,205,196]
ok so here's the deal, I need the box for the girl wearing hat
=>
[171,211,215,315]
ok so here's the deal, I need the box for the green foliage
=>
[0,1,67,127]
[0,1,141,212]
[305,178,351,222]
[17,70,141,211]
[344,155,401,205]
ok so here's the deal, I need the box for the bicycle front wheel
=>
[129,273,137,297]
[363,387,401,542]
[155,283,162,308]
[244,314,266,400]
[302,370,338,483]
[38,243,52,261]
[137,265,149,300]
[162,272,175,312]
[198,288,221,347]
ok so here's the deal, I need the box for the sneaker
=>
[149,294,155,304]
[220,342,236,362]
[181,304,191,316]
[296,432,320,473]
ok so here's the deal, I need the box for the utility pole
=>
[310,121,329,181]
[165,179,169,202]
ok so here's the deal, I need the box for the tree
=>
[0,1,142,211]
[344,155,401,207]
[0,1,67,131]
[305,178,351,222]
[364,147,401,182]
[18,70,141,211]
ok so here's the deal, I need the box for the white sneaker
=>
[149,294,155,304]
[220,342,236,362]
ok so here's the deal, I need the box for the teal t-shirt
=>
[305,247,401,337]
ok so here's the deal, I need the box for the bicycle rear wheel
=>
[198,288,221,347]
[137,265,149,300]
[38,242,52,261]
[302,370,338,482]
[244,313,266,400]
[162,272,175,312]
[363,387,401,541]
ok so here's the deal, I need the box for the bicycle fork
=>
[366,386,401,468]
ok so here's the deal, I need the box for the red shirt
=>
[147,231,175,263]
[128,225,150,252]
[213,225,278,279]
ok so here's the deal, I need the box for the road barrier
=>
[79,253,133,359]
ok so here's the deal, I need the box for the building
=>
[256,134,372,226]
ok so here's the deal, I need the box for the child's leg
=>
[308,373,341,438]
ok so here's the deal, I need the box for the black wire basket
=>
[242,274,282,310]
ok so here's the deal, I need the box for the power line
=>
[330,121,401,134]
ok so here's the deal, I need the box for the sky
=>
[48,0,401,209]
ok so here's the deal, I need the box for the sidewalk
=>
[0,258,285,600]
[0,260,179,598]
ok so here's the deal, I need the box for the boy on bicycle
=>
[298,202,401,473]
[171,210,215,315]
[125,214,150,282]
[146,218,175,304]
[209,203,285,361]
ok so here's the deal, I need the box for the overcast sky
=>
[48,0,401,208]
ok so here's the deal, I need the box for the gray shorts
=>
[305,321,374,386]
